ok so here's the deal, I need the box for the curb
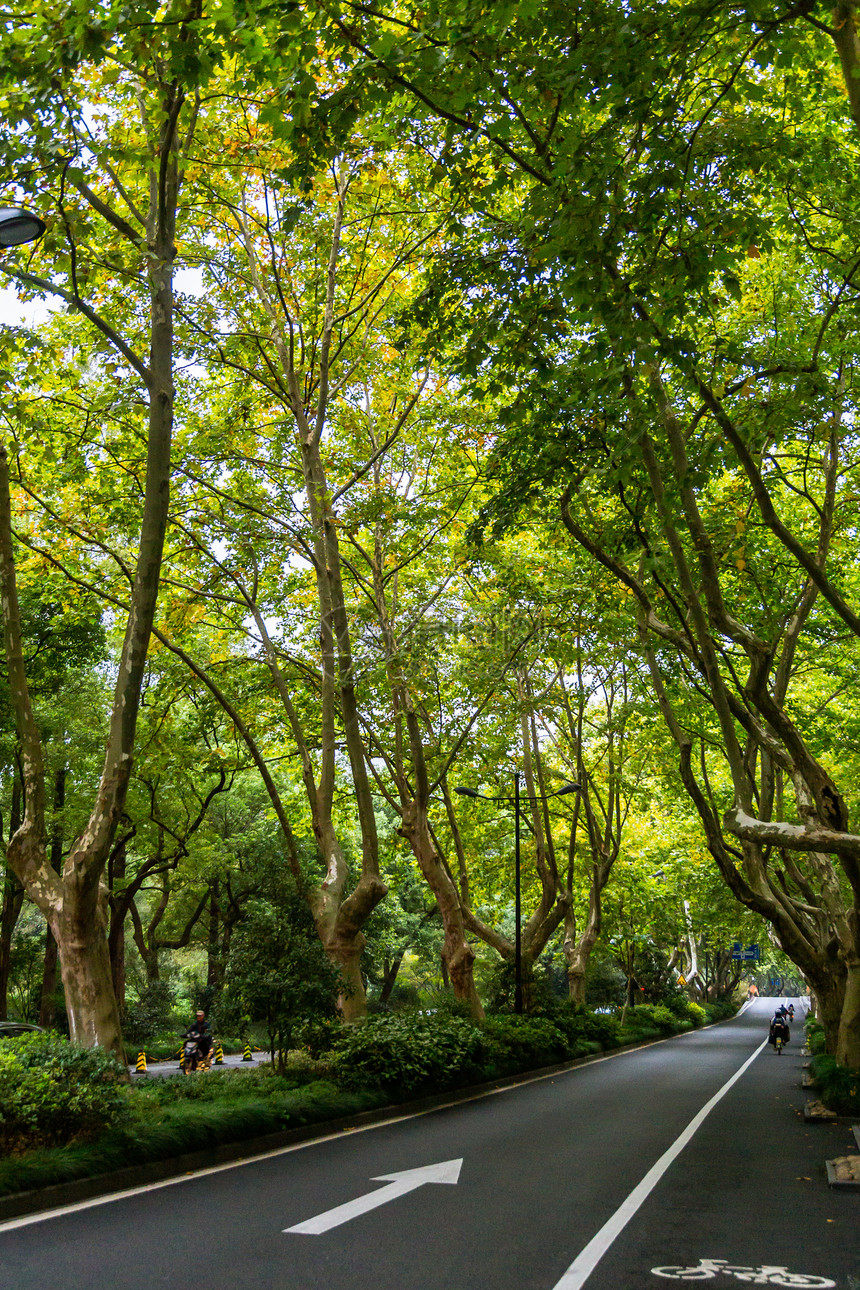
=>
[0,1018,738,1222]
[825,1156,860,1189]
[801,1099,856,1125]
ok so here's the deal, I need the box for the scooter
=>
[180,1035,212,1074]
[769,1021,790,1054]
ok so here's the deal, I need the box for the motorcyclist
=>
[768,1016,789,1047]
[182,1009,213,1067]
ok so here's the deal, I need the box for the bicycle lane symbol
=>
[650,1257,836,1286]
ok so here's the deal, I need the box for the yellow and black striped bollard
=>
[214,1042,224,1065]
[242,1042,253,1062]
[136,1051,147,1073]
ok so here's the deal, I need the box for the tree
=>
[0,588,106,1023]
[299,0,860,1065]
[0,3,231,1053]
[148,141,458,1012]
[108,663,238,997]
[220,894,342,1072]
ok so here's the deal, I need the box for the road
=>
[130,1051,270,1077]
[1,999,857,1290]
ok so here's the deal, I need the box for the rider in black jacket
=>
[769,1012,790,1048]
[183,1010,213,1061]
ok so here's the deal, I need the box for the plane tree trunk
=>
[0,778,24,1020]
[0,881,24,1022]
[38,766,65,1027]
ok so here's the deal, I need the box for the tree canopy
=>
[2,0,860,1067]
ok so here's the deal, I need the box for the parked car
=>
[0,1021,44,1038]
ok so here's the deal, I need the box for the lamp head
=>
[0,208,47,248]
[556,782,581,796]
[453,786,479,798]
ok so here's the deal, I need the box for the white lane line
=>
[0,1015,761,1235]
[550,1038,769,1290]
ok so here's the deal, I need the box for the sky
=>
[0,282,53,329]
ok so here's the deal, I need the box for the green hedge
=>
[0,998,739,1199]
[553,1005,621,1049]
[805,1017,827,1056]
[136,1066,329,1105]
[128,1035,247,1062]
[333,1013,485,1094]
[702,1001,737,1023]
[630,1004,680,1034]
[329,999,734,1096]
[0,1032,129,1153]
[480,1015,570,1074]
[0,1078,386,1199]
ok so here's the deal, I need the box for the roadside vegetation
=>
[0,995,736,1199]
[2,0,859,1183]
[805,1018,860,1117]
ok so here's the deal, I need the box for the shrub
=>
[0,1080,388,1199]
[333,1012,484,1094]
[128,1030,249,1064]
[480,1015,570,1072]
[484,961,558,1015]
[219,897,342,1072]
[805,1017,827,1056]
[627,1004,678,1034]
[384,983,422,1010]
[124,981,177,1049]
[686,1002,707,1028]
[658,984,695,1018]
[296,1016,342,1059]
[136,1035,182,1062]
[809,1054,860,1116]
[0,1032,129,1153]
[134,1066,325,1107]
[553,1004,620,1049]
[702,1001,737,1023]
[583,957,627,1008]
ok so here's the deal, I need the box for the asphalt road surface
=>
[130,1051,270,1077]
[2,999,857,1290]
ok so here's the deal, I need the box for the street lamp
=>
[454,776,580,1015]
[0,208,47,248]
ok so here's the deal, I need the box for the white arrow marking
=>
[284,1158,463,1235]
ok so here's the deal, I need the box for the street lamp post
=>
[454,775,580,1014]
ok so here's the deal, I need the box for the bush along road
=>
[0,1001,736,1204]
[0,999,856,1290]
